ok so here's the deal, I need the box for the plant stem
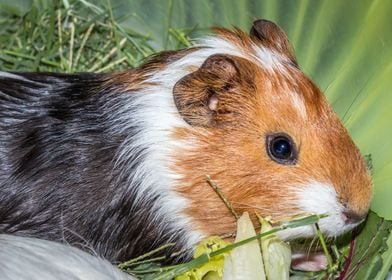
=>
[74,23,95,68]
[124,256,166,267]
[315,223,334,272]
[118,243,175,269]
[206,175,239,220]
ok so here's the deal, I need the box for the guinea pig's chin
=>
[276,181,358,240]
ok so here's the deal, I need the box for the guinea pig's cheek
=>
[277,181,352,240]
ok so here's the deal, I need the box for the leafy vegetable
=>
[120,213,323,279]
[259,215,291,280]
[176,237,228,280]
[342,211,392,279]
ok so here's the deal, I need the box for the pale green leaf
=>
[223,212,266,280]
[259,216,291,280]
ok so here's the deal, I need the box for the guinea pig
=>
[0,19,372,265]
[0,234,134,280]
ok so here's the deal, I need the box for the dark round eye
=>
[266,133,297,165]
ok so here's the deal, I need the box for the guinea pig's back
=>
[0,72,126,256]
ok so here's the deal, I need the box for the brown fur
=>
[103,21,371,238]
[250,19,297,65]
[171,26,372,237]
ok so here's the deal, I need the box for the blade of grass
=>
[57,8,65,69]
[74,23,95,68]
[3,50,61,67]
[88,37,126,72]
[97,56,127,72]
[118,242,176,269]
[315,223,334,273]
[68,19,75,72]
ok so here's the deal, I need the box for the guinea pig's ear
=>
[173,54,244,127]
[250,19,297,66]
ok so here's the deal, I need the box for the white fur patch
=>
[278,182,357,240]
[195,36,287,71]
[252,44,287,71]
[0,234,133,280]
[109,67,204,250]
[290,92,307,119]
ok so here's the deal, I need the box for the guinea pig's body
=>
[0,20,372,266]
[0,70,199,262]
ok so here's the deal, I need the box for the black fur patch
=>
[0,72,191,263]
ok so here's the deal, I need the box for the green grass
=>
[0,0,192,72]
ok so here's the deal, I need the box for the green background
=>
[1,0,391,218]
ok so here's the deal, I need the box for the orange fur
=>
[171,29,372,237]
[103,22,371,238]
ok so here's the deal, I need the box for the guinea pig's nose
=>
[342,210,366,224]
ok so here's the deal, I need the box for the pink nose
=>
[342,210,366,224]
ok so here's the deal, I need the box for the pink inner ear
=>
[291,251,328,272]
[208,93,219,111]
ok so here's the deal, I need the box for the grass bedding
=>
[0,0,196,72]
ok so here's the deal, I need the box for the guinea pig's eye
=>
[266,133,297,165]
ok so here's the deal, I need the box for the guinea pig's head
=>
[171,20,372,240]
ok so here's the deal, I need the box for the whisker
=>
[307,235,318,258]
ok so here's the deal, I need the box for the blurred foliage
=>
[0,0,391,223]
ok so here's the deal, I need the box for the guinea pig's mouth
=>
[276,181,366,240]
[277,213,363,241]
